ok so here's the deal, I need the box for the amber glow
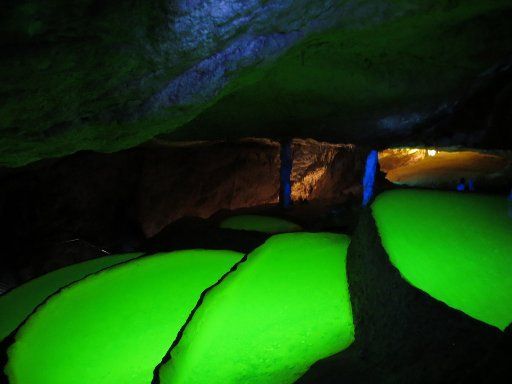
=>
[379,148,511,187]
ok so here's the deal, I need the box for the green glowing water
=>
[158,233,354,384]
[219,214,302,233]
[0,252,142,341]
[5,250,243,384]
[372,190,512,331]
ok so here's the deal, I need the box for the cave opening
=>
[378,148,512,193]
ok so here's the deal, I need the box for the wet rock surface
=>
[297,210,512,384]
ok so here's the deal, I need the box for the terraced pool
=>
[3,190,511,383]
[4,234,353,384]
[157,232,354,384]
[372,190,512,330]
[0,252,143,341]
[5,250,243,384]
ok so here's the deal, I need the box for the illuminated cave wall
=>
[291,139,365,203]
[137,139,281,237]
[379,148,512,191]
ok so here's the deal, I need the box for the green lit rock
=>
[372,190,512,330]
[0,252,142,341]
[156,232,354,384]
[3,250,243,384]
[299,203,509,383]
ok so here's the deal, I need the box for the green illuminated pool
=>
[372,190,512,331]
[158,233,354,384]
[0,252,143,341]
[219,214,302,233]
[5,250,243,384]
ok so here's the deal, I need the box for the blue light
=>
[362,150,378,207]
[457,178,466,192]
[280,140,293,209]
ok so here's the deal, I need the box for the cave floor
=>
[2,189,512,383]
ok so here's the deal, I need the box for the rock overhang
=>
[1,0,512,166]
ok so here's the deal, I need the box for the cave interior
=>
[1,1,512,383]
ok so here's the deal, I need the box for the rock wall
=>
[291,139,366,202]
[137,139,280,237]
[0,138,365,282]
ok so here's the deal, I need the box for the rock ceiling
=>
[1,0,511,166]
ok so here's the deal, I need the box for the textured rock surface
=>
[400,58,512,149]
[291,139,365,201]
[379,148,512,191]
[1,0,512,166]
[297,210,512,383]
[137,139,280,237]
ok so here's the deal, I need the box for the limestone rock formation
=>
[291,139,365,202]
[137,139,280,237]
[1,1,512,166]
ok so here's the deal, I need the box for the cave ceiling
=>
[1,0,512,166]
